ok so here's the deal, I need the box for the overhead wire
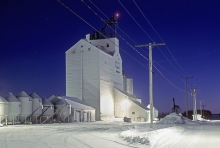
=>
[153,65,185,92]
[84,0,186,85]
[118,0,188,91]
[156,49,220,63]
[118,0,190,79]
[87,0,150,57]
[80,0,152,64]
[133,0,192,77]
[133,0,201,88]
[58,0,188,94]
[85,0,186,92]
[87,0,183,79]
[57,0,149,70]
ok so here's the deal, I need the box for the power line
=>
[118,0,202,97]
[133,0,191,77]
[58,0,187,94]
[81,0,149,62]
[88,0,183,82]
[154,65,185,92]
[181,76,193,118]
[57,0,149,70]
[118,0,189,77]
[133,0,163,41]
[153,61,180,78]
[118,0,153,41]
[156,50,220,63]
[87,0,186,92]
[87,0,149,57]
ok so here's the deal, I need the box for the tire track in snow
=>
[185,133,201,148]
[150,127,181,148]
[73,137,93,148]
[28,126,69,148]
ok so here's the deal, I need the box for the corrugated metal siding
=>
[82,43,100,120]
[99,51,115,118]
[66,37,124,120]
[66,42,83,99]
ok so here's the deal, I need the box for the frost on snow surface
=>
[119,113,215,148]
[0,113,220,148]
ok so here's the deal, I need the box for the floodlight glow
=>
[121,100,130,109]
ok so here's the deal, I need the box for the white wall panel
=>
[82,43,100,120]
[66,36,124,120]
[114,88,148,122]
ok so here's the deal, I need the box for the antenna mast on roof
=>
[90,15,118,40]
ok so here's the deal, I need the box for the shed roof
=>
[114,88,149,110]
[48,95,95,110]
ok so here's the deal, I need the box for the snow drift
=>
[119,113,198,146]
[156,113,199,125]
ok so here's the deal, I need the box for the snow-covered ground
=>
[0,113,220,148]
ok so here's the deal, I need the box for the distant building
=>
[172,98,181,114]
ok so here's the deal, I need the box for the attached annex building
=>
[66,17,158,121]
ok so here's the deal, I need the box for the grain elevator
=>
[66,17,157,121]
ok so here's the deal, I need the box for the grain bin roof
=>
[30,92,41,98]
[0,96,8,103]
[5,93,20,102]
[17,91,31,98]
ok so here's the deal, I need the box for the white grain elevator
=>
[66,17,123,120]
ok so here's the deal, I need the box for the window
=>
[107,43,109,47]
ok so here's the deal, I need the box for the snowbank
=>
[156,113,199,125]
[119,113,199,146]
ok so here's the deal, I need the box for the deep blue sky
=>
[1,0,220,113]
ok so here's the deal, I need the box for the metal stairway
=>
[41,104,69,124]
[25,106,41,123]
[32,106,51,123]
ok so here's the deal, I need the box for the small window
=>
[107,43,109,47]
[81,45,83,48]
[132,112,135,114]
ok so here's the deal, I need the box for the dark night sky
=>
[1,0,220,113]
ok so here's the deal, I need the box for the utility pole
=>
[191,86,198,121]
[199,100,203,117]
[202,105,205,118]
[135,42,165,128]
[181,76,193,118]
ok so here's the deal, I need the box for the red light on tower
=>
[115,13,119,19]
